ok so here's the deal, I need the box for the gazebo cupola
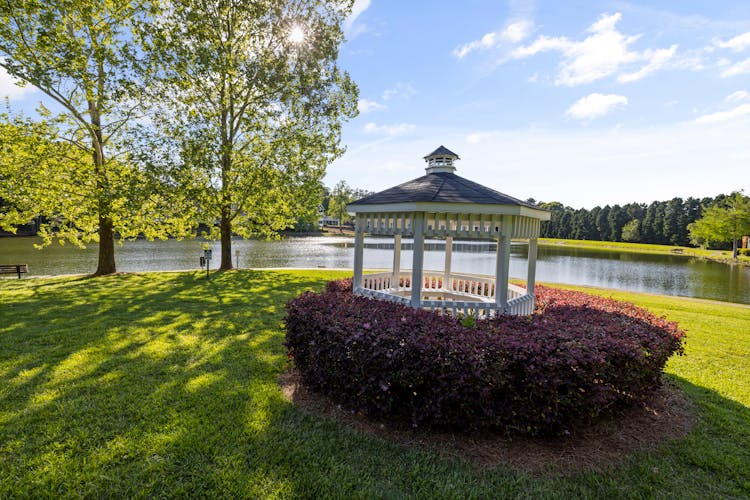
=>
[346,146,551,317]
[424,145,458,173]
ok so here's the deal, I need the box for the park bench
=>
[0,264,28,279]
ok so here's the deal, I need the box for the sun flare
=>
[288,25,305,44]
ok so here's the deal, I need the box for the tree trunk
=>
[218,80,233,271]
[732,238,738,260]
[95,214,116,275]
[219,206,233,270]
[89,96,116,276]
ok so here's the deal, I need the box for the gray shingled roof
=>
[348,171,539,208]
[424,145,459,159]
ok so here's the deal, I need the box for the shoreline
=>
[4,267,748,308]
[538,238,749,266]
[4,231,746,267]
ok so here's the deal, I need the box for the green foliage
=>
[458,314,477,328]
[0,114,193,248]
[146,0,359,268]
[328,179,353,227]
[621,219,641,242]
[688,192,750,258]
[0,0,191,274]
[0,271,749,496]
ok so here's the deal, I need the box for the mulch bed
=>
[279,368,696,477]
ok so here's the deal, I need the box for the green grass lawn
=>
[540,237,750,264]
[1,270,749,497]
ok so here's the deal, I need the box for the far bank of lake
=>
[539,237,750,266]
[1,236,748,305]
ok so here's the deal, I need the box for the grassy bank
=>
[540,237,750,264]
[1,271,748,497]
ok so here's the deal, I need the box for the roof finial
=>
[424,145,459,174]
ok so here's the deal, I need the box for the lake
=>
[1,236,748,305]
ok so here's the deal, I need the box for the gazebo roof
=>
[423,145,459,159]
[349,171,539,207]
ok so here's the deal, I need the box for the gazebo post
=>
[410,212,425,307]
[353,216,365,291]
[443,236,453,291]
[392,234,402,290]
[527,237,538,298]
[495,215,513,313]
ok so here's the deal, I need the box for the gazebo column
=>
[495,215,513,313]
[410,212,425,307]
[527,237,538,298]
[443,236,453,291]
[392,233,402,290]
[352,216,365,291]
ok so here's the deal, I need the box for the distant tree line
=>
[537,193,748,249]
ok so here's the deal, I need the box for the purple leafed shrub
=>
[284,279,685,436]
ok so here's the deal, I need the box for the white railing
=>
[507,293,535,316]
[358,270,535,316]
[357,287,410,305]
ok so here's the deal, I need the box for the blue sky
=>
[327,0,750,207]
[2,1,749,208]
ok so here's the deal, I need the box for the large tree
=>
[0,114,191,251]
[0,0,182,275]
[150,0,358,270]
[688,191,750,259]
[328,179,352,232]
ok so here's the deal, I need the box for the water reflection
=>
[1,235,748,304]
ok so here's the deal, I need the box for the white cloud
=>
[452,20,533,59]
[692,103,750,124]
[714,32,750,52]
[0,66,34,100]
[511,13,677,86]
[329,121,750,208]
[618,45,678,83]
[721,57,750,77]
[726,90,750,103]
[382,82,416,101]
[357,98,386,113]
[453,32,499,59]
[343,0,371,38]
[503,20,533,43]
[566,93,628,120]
[363,122,415,136]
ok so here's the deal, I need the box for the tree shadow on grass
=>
[0,269,345,497]
[1,270,748,497]
[254,375,750,498]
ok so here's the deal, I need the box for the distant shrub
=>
[285,279,684,436]
[739,248,750,257]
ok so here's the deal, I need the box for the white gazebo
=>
[346,146,551,317]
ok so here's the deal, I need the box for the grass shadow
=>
[0,270,748,497]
